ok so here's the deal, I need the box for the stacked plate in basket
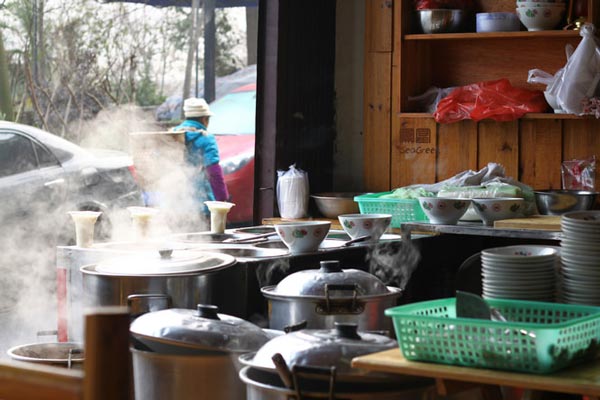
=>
[560,211,600,305]
[481,245,558,302]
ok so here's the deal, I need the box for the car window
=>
[33,141,60,168]
[209,90,256,135]
[0,132,38,178]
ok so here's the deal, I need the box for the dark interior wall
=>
[275,0,336,183]
[255,0,337,222]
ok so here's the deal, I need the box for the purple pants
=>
[206,163,230,201]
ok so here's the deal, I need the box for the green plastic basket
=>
[385,298,600,374]
[354,192,429,228]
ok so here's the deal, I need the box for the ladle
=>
[456,290,507,322]
[223,232,278,243]
[271,353,294,389]
[341,235,372,247]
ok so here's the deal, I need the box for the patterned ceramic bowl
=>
[337,213,392,241]
[471,198,525,226]
[274,221,331,254]
[516,5,565,31]
[417,197,471,225]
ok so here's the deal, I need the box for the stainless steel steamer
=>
[130,304,279,400]
[238,323,432,399]
[261,260,402,332]
[80,249,236,311]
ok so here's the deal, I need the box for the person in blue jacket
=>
[172,98,230,214]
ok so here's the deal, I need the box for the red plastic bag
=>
[433,79,548,124]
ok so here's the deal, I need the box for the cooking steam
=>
[367,240,421,290]
[0,105,212,357]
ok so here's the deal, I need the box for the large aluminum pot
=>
[240,367,430,400]
[238,323,431,399]
[132,349,244,400]
[130,304,281,400]
[80,249,236,310]
[261,260,402,331]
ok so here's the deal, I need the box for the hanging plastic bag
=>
[434,79,547,123]
[277,164,309,218]
[562,157,596,190]
[548,24,600,115]
[526,45,574,113]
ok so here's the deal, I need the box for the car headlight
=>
[220,151,254,175]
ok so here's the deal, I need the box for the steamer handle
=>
[127,293,172,319]
[324,284,358,313]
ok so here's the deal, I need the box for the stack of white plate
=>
[481,245,558,301]
[560,211,600,305]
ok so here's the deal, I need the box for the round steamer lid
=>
[247,323,397,375]
[94,249,236,275]
[130,305,272,353]
[269,260,391,297]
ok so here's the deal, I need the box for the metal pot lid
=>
[244,323,396,375]
[7,342,84,363]
[266,260,390,297]
[130,304,273,353]
[91,249,236,275]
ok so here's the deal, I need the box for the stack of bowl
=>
[481,245,558,301]
[516,0,566,31]
[559,211,600,305]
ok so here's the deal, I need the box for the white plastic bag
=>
[527,44,574,113]
[549,24,600,115]
[408,86,457,114]
[277,164,309,218]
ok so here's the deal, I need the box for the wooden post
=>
[83,307,131,400]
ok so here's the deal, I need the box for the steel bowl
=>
[534,190,598,215]
[416,9,465,34]
[311,192,362,219]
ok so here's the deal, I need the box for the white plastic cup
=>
[127,207,159,240]
[68,211,102,248]
[204,201,235,234]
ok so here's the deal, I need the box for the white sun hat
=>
[183,97,213,118]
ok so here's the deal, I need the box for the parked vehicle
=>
[210,83,256,225]
[0,121,144,246]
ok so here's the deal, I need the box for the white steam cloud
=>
[367,240,421,290]
[0,104,215,358]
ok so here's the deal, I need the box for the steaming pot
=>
[238,323,432,399]
[130,304,278,400]
[80,249,236,311]
[261,260,401,332]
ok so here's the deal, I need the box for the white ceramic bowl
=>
[337,213,392,241]
[516,6,565,31]
[482,245,558,260]
[417,197,471,225]
[476,12,520,32]
[274,221,331,254]
[471,197,525,226]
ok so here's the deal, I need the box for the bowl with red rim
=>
[337,213,392,242]
[274,221,331,254]
[471,197,525,226]
[417,197,471,225]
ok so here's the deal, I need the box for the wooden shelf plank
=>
[396,112,594,120]
[404,30,581,41]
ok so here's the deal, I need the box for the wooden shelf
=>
[397,112,594,120]
[404,30,581,41]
